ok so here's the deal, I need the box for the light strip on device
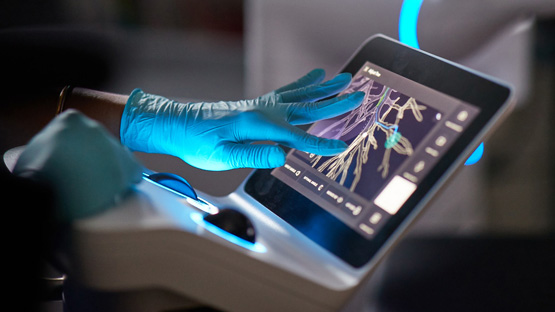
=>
[399,0,484,165]
[399,0,424,49]
[464,142,484,166]
[142,175,219,214]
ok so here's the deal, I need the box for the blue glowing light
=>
[142,174,219,214]
[143,174,190,199]
[399,0,484,166]
[190,212,267,253]
[399,0,424,49]
[464,142,484,166]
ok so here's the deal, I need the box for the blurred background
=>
[1,0,554,311]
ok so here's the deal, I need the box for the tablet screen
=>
[244,35,511,268]
[271,61,479,239]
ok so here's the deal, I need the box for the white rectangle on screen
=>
[374,175,417,215]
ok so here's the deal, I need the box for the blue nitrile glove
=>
[13,110,143,222]
[121,69,364,170]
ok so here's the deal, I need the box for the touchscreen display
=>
[271,61,480,240]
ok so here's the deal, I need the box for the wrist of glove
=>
[121,69,364,171]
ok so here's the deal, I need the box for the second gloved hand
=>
[14,110,143,222]
[121,69,364,170]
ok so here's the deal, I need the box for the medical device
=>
[5,35,514,312]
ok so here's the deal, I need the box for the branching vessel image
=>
[308,75,427,192]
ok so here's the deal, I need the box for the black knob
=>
[204,209,256,243]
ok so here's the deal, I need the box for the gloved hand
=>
[13,110,143,222]
[121,69,364,170]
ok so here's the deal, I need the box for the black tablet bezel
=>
[244,35,512,268]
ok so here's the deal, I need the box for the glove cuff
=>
[121,89,190,156]
[120,88,159,153]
